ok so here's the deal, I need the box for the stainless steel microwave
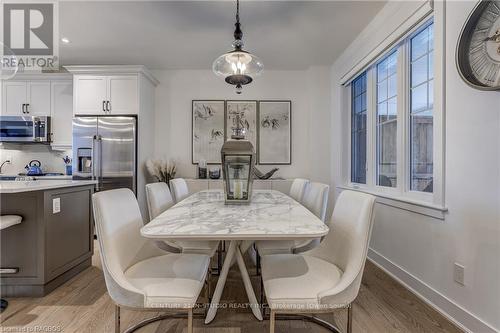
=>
[0,116,51,143]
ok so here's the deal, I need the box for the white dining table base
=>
[205,240,263,324]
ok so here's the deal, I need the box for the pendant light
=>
[213,0,263,94]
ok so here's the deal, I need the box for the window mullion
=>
[396,44,407,196]
[366,68,376,188]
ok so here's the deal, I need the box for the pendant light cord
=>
[233,0,243,45]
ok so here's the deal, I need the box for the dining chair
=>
[93,188,210,333]
[255,182,329,257]
[261,190,376,333]
[288,178,309,202]
[159,180,220,266]
[169,178,190,203]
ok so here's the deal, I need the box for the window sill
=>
[336,185,448,220]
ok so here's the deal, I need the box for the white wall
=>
[152,68,331,183]
[330,1,500,332]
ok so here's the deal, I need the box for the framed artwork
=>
[192,100,225,164]
[225,100,258,149]
[258,101,292,165]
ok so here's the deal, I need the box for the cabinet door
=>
[27,81,51,115]
[74,76,107,115]
[2,81,26,115]
[50,81,73,147]
[107,76,138,114]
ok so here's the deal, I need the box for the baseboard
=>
[367,248,498,333]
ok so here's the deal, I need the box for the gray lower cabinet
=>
[0,185,94,297]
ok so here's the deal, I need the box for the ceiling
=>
[59,1,386,70]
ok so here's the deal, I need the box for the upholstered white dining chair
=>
[261,190,376,333]
[288,178,309,202]
[146,182,220,257]
[93,188,210,333]
[169,178,190,203]
[255,182,329,257]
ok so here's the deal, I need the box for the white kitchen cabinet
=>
[108,76,138,114]
[1,81,51,116]
[73,75,138,115]
[50,81,73,148]
[2,81,26,115]
[27,82,51,116]
[74,76,107,115]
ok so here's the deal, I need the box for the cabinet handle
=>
[106,101,110,112]
[102,101,106,113]
[26,103,29,113]
[22,104,26,113]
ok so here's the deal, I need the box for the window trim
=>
[344,14,444,209]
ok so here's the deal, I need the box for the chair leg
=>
[187,308,193,333]
[269,309,275,333]
[115,304,120,333]
[256,248,261,276]
[347,304,353,333]
[260,274,264,305]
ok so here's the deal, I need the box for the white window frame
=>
[344,13,445,214]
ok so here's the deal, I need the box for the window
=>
[351,73,367,184]
[376,51,398,188]
[347,19,436,199]
[410,24,434,193]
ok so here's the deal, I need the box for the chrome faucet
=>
[0,159,11,174]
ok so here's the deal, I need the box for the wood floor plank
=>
[0,246,464,333]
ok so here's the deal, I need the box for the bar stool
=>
[0,215,22,313]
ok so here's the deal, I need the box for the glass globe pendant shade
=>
[212,49,264,87]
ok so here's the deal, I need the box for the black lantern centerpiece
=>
[221,114,255,204]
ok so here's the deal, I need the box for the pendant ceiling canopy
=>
[212,0,263,94]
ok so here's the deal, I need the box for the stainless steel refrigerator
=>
[72,116,137,193]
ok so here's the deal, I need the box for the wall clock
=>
[456,0,500,90]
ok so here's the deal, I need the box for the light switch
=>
[53,197,61,214]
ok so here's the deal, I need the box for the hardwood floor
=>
[0,244,464,333]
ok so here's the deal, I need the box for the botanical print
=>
[258,101,291,164]
[226,101,257,149]
[192,101,225,164]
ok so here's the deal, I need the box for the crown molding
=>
[63,65,160,86]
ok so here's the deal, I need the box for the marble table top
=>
[141,190,329,240]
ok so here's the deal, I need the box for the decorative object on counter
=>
[192,100,225,164]
[146,159,177,187]
[221,113,256,204]
[25,160,43,176]
[212,0,264,95]
[226,100,257,150]
[198,159,208,179]
[258,101,292,164]
[62,156,72,176]
[252,166,279,180]
[209,167,221,179]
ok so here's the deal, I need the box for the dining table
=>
[140,189,329,324]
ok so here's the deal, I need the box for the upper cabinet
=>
[2,81,51,116]
[50,81,73,148]
[73,75,139,115]
[0,73,74,149]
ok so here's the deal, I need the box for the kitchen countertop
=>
[0,180,97,193]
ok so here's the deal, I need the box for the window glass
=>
[351,73,367,184]
[410,23,434,192]
[376,51,398,188]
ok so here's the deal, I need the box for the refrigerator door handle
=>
[98,135,103,190]
[91,135,100,191]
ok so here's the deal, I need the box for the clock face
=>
[457,0,500,90]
